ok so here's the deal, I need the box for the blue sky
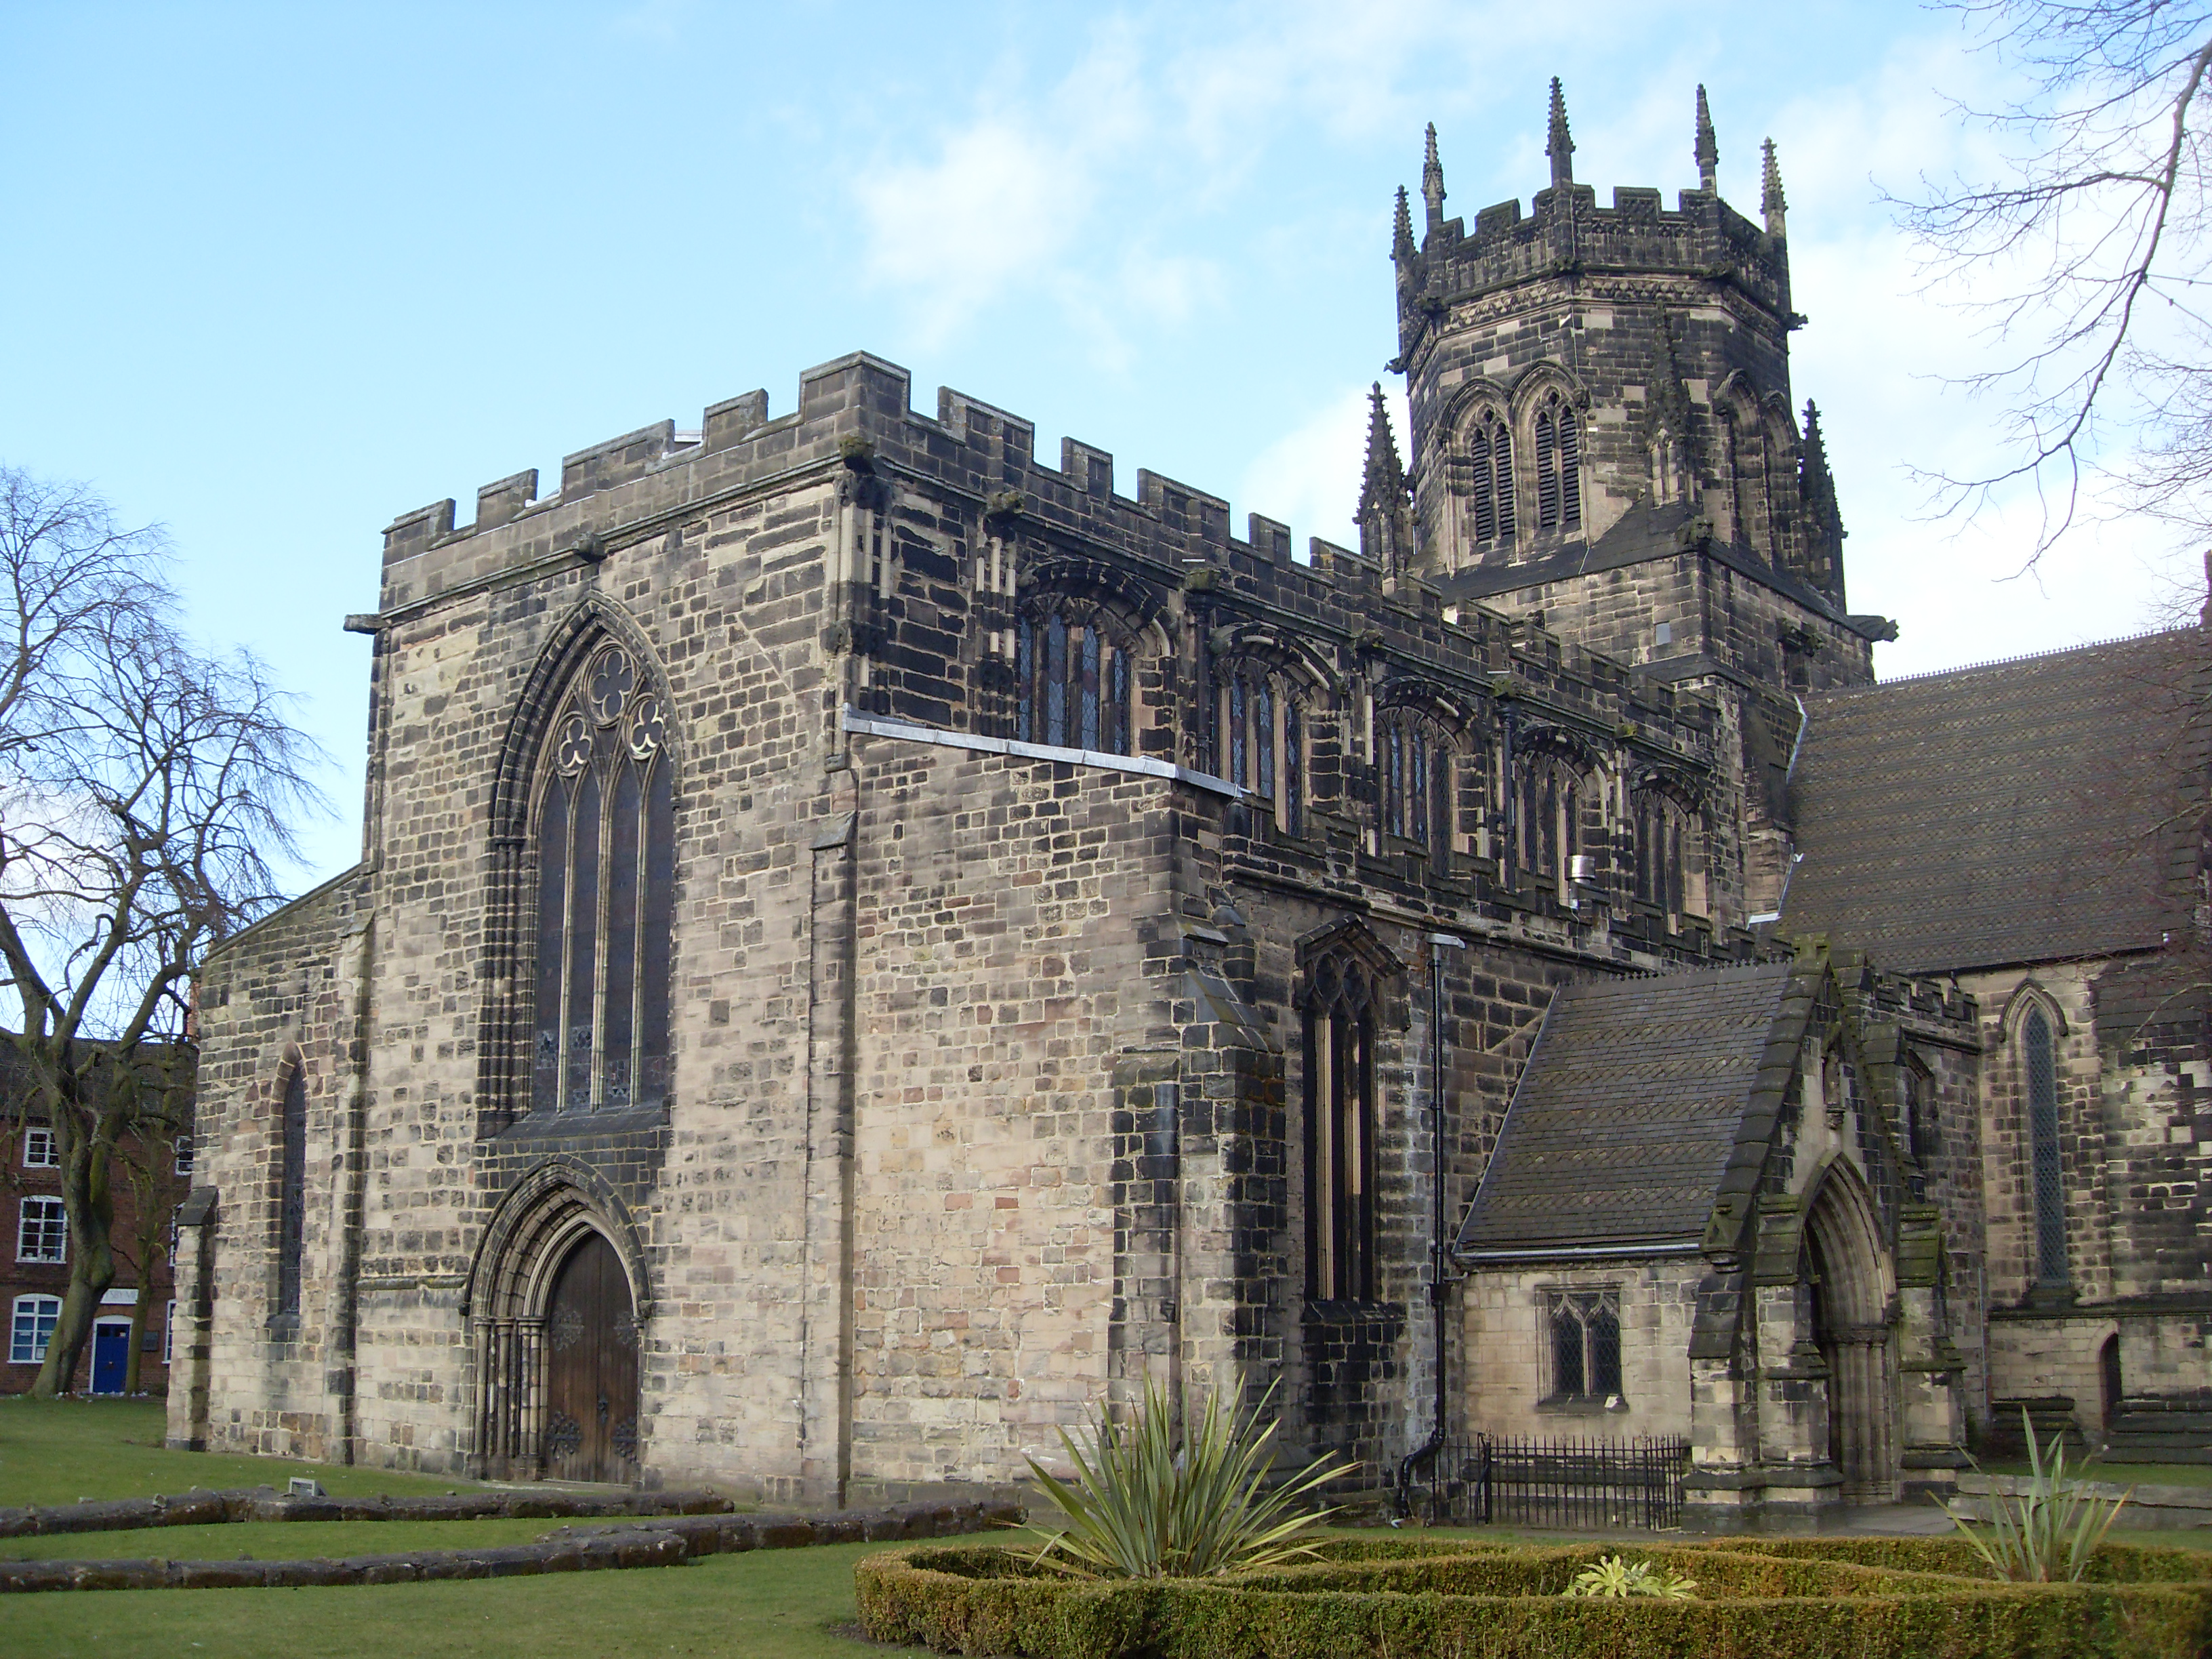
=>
[3,2,2182,887]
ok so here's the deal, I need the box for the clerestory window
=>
[532,644,676,1116]
[1016,611,1131,755]
[1214,662,1305,834]
[1516,754,1584,897]
[1631,792,1700,924]
[1380,711,1453,873]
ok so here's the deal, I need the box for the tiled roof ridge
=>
[1835,626,2190,694]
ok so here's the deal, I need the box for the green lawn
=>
[7,1395,2211,1658]
[0,1397,497,1509]
[1980,1456,2212,1490]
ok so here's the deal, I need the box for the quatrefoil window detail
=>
[628,695,664,758]
[554,714,592,774]
[588,647,635,725]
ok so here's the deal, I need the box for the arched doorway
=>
[465,1161,651,1483]
[1803,1168,1898,1502]
[543,1232,639,1483]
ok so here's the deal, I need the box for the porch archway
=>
[1803,1164,1898,1502]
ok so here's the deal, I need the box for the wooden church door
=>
[541,1233,638,1483]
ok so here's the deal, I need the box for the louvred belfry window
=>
[532,644,675,1115]
[1015,611,1131,755]
[1534,394,1582,533]
[1467,410,1515,546]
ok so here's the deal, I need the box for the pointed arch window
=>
[1515,754,1584,897]
[1016,609,1131,755]
[1631,790,1702,924]
[2023,1006,2068,1288]
[275,1065,306,1319]
[1213,660,1305,834]
[1534,393,1582,532]
[1305,955,1377,1303]
[1466,409,1515,546]
[1380,709,1453,873]
[532,644,675,1116]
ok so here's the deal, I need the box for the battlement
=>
[369,350,1718,755]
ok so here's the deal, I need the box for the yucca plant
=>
[1023,1378,1351,1578]
[1951,1407,2131,1582]
[1561,1555,1698,1599]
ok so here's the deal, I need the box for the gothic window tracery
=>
[531,642,674,1116]
[1534,392,1582,533]
[1016,607,1132,755]
[1214,660,1305,834]
[1305,954,1377,1303]
[1379,708,1452,872]
[1631,790,1702,924]
[1544,1288,1622,1402]
[1515,752,1587,897]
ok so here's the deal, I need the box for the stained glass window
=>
[2026,1008,2068,1286]
[532,644,674,1115]
[1016,613,1130,755]
[1305,956,1377,1303]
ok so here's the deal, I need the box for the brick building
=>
[169,85,2212,1528]
[5,1102,192,1397]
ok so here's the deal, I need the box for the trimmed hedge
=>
[853,1537,2212,1658]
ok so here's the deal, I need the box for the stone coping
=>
[0,1485,738,1539]
[0,1497,1024,1594]
[1954,1471,2212,1529]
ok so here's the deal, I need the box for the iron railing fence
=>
[1401,1433,1689,1530]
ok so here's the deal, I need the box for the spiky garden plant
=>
[1023,1379,1350,1578]
[1561,1556,1698,1599]
[1952,1408,2131,1582]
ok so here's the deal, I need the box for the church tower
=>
[1391,83,1889,697]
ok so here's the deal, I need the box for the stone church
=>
[167,84,2212,1530]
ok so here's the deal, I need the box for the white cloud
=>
[1236,381,1410,555]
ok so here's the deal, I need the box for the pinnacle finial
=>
[1761,137,1788,237]
[1694,85,1718,193]
[1546,77,1574,188]
[1359,384,1412,573]
[1393,185,1416,262]
[1421,122,1446,232]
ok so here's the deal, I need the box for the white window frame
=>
[163,1298,176,1365]
[172,1134,194,1176]
[10,1294,60,1364]
[16,1196,67,1263]
[22,1127,56,1169]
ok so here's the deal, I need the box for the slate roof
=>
[1782,630,2205,975]
[1456,962,1799,1257]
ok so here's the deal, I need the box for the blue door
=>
[91,1322,129,1395]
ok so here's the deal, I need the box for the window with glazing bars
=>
[1015,613,1130,754]
[2024,1008,2068,1286]
[16,1197,65,1263]
[1534,396,1582,532]
[1214,665,1304,833]
[1305,956,1377,1303]
[1517,757,1579,893]
[1632,792,1687,918]
[1381,714,1453,872]
[531,644,676,1116]
[1546,1289,1622,1400]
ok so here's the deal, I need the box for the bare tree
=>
[1899,3,2212,562]
[0,467,323,1397]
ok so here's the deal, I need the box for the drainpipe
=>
[1396,931,1465,1513]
